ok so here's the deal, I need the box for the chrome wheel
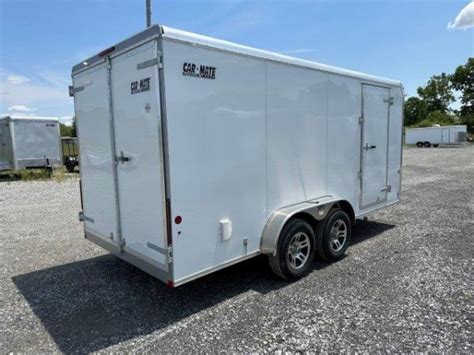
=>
[286,232,311,270]
[329,219,347,252]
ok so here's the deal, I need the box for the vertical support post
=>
[146,0,152,28]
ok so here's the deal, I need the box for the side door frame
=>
[359,83,392,210]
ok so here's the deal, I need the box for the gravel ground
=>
[0,146,473,353]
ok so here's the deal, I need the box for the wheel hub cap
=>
[287,232,310,270]
[329,219,347,252]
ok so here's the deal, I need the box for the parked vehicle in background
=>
[0,115,62,171]
[70,24,403,287]
[61,137,79,172]
[405,125,467,147]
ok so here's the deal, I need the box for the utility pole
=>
[146,0,152,28]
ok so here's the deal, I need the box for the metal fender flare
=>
[260,196,352,256]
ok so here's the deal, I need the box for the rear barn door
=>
[110,40,168,268]
[360,84,391,209]
[73,64,119,244]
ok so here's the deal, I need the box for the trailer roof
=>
[0,115,59,122]
[72,24,402,87]
[405,125,467,130]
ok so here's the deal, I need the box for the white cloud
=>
[6,74,31,85]
[38,70,70,89]
[8,105,36,112]
[60,116,74,126]
[448,1,474,30]
[0,69,72,118]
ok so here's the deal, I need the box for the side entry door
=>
[360,84,391,209]
[441,128,450,144]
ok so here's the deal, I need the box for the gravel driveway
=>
[1,146,473,353]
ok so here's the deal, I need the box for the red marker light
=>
[174,216,182,224]
[98,46,115,57]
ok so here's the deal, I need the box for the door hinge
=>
[69,85,84,97]
[137,57,160,70]
[381,185,392,193]
[79,211,94,223]
[359,116,364,124]
[383,97,394,105]
[358,171,363,180]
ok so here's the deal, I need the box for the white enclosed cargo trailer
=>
[71,25,403,286]
[405,125,467,147]
[0,115,62,171]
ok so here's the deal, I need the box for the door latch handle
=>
[117,151,130,164]
[364,143,377,150]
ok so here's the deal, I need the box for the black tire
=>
[416,142,424,148]
[433,144,439,148]
[424,141,431,148]
[315,209,352,262]
[65,158,75,173]
[268,219,315,280]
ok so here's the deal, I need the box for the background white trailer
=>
[405,125,467,147]
[71,25,403,286]
[0,115,62,171]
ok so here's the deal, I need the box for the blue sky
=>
[0,0,473,123]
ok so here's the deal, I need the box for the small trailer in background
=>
[61,137,80,172]
[405,125,467,147]
[71,24,403,287]
[0,115,62,171]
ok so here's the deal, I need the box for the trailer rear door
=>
[73,39,168,271]
[73,63,119,243]
[110,40,168,268]
[360,84,390,209]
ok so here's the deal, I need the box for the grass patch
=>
[0,167,71,182]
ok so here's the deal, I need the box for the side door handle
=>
[116,151,130,164]
[364,142,377,150]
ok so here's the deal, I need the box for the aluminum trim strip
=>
[137,57,159,70]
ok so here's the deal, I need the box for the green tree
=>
[404,96,428,126]
[59,117,77,137]
[417,73,455,113]
[71,117,77,137]
[415,110,456,128]
[59,123,73,137]
[460,113,474,133]
[450,58,474,117]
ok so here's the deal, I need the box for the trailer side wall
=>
[162,38,403,283]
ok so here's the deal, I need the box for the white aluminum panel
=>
[326,75,361,213]
[111,40,167,266]
[162,40,267,281]
[266,62,328,212]
[73,64,118,241]
[360,84,390,208]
